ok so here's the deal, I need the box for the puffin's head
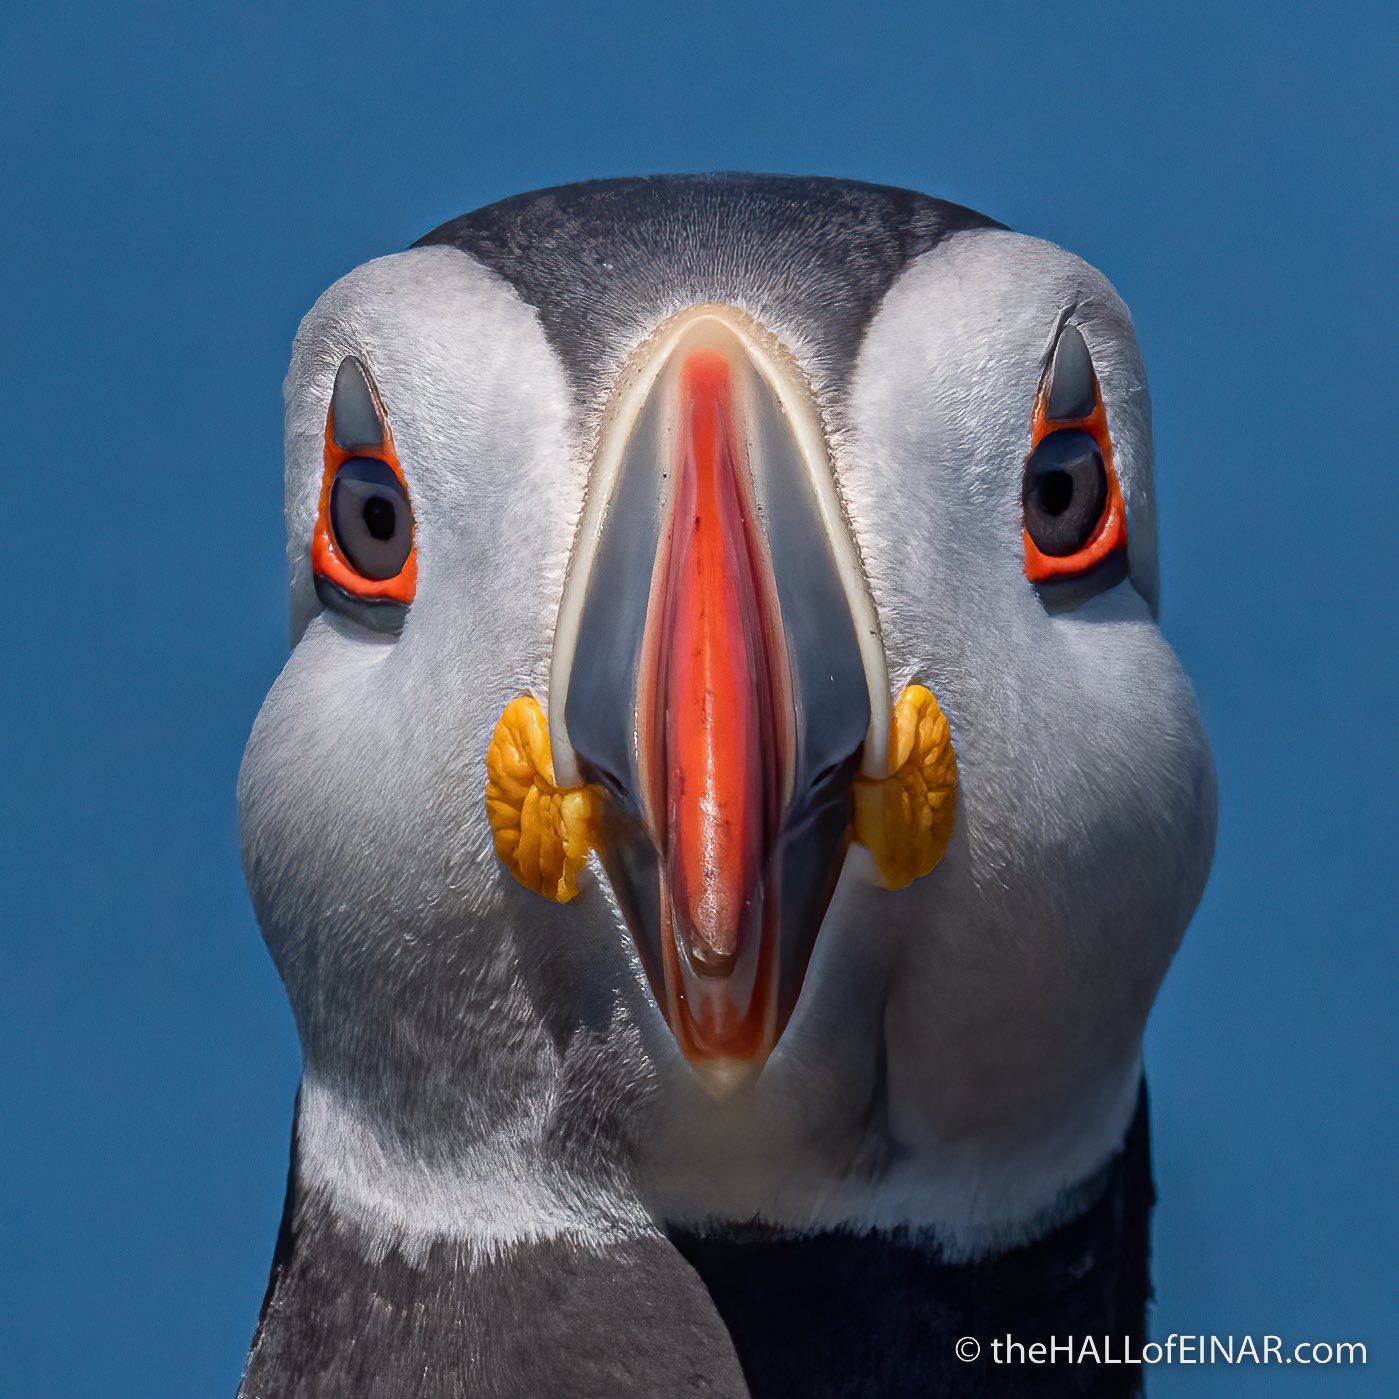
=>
[240,179,1214,1202]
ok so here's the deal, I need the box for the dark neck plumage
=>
[669,1081,1155,1399]
[242,1086,1154,1399]
[238,1103,748,1399]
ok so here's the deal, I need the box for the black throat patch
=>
[668,1082,1156,1399]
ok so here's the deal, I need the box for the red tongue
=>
[650,348,784,1056]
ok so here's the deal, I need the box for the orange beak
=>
[558,311,873,1090]
[640,347,791,1066]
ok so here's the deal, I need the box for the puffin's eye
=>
[1022,430,1107,557]
[311,355,418,625]
[329,458,414,580]
[1022,322,1128,586]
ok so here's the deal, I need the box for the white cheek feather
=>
[294,1071,655,1270]
[282,246,586,693]
[813,230,1215,1246]
[251,250,667,1258]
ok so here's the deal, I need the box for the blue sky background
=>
[3,2,1394,1395]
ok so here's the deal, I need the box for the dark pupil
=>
[328,457,413,581]
[1022,429,1108,559]
[1036,470,1074,517]
[363,494,396,541]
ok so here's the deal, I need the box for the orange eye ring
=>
[312,378,417,607]
[1022,356,1128,584]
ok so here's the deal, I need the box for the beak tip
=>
[692,1056,764,1100]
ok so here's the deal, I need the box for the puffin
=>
[237,175,1216,1399]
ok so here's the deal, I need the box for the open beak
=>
[551,309,886,1089]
